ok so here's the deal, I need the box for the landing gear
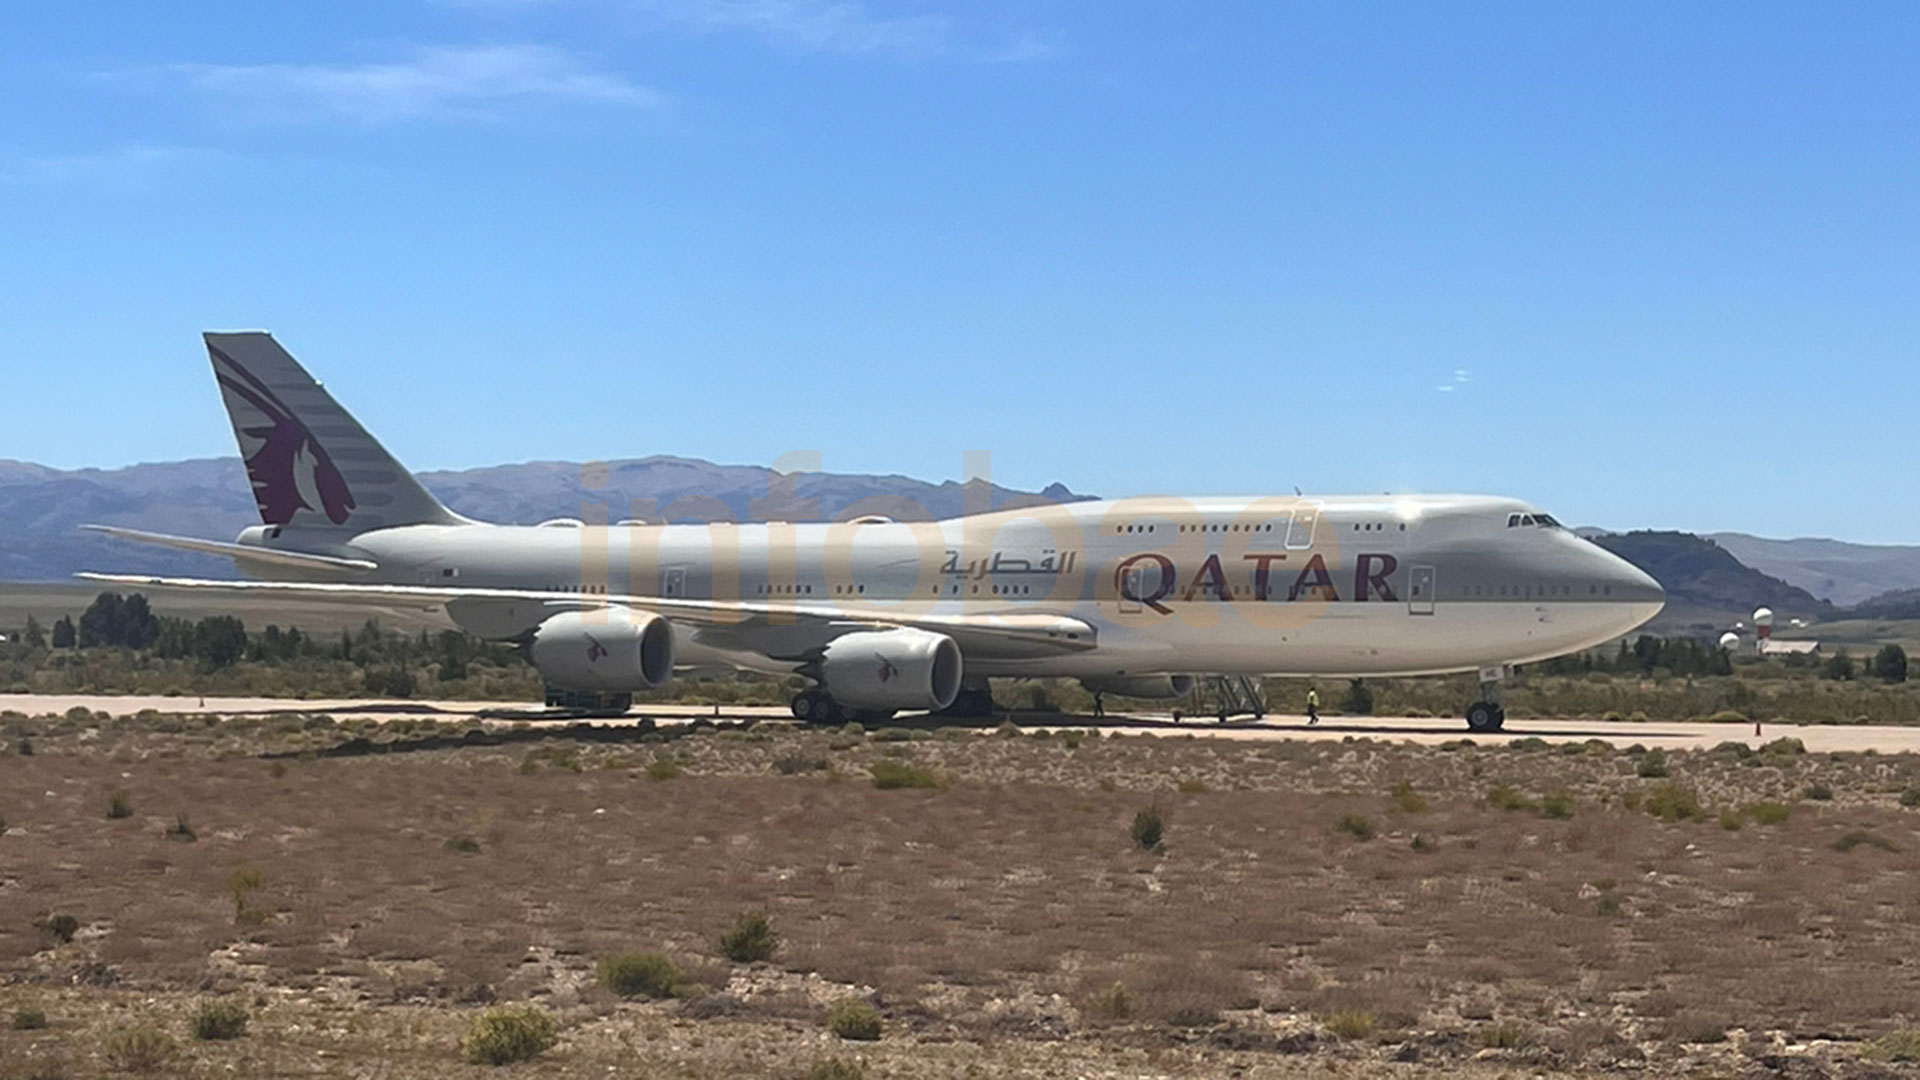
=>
[789,689,844,725]
[1465,667,1507,733]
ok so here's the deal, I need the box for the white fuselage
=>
[274,493,1664,679]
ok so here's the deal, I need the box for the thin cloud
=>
[131,44,661,125]
[1434,368,1470,392]
[631,0,950,56]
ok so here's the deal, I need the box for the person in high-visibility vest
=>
[1307,686,1319,725]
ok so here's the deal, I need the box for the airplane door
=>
[1286,507,1318,550]
[663,567,685,598]
[1408,565,1435,616]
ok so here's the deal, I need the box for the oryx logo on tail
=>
[209,344,356,527]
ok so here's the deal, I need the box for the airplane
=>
[82,332,1665,733]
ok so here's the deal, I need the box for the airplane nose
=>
[1588,543,1665,627]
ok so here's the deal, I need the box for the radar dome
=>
[1718,631,1742,652]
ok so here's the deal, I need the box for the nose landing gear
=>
[1465,666,1507,733]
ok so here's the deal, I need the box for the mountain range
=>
[4,457,1917,633]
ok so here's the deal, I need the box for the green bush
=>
[1635,749,1670,778]
[597,952,683,998]
[1759,737,1806,757]
[774,753,829,775]
[645,758,684,781]
[1476,1020,1532,1049]
[1539,791,1576,819]
[1749,801,1792,825]
[869,760,942,789]
[1176,776,1209,793]
[1487,784,1534,812]
[229,866,266,924]
[1865,1030,1920,1063]
[1643,782,1704,822]
[166,813,197,842]
[1130,807,1165,851]
[42,913,79,943]
[1717,809,1745,831]
[718,911,778,964]
[11,1007,48,1030]
[461,1004,559,1066]
[804,1057,870,1080]
[1833,830,1899,853]
[1334,814,1375,840]
[107,791,134,819]
[445,835,481,853]
[189,999,248,1041]
[1804,782,1834,802]
[1901,787,1920,809]
[1082,980,1135,1021]
[1321,1009,1377,1040]
[105,1026,178,1073]
[1388,781,1429,814]
[827,998,882,1041]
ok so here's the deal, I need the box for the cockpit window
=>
[1507,512,1563,529]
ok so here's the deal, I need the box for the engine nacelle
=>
[530,608,675,692]
[820,629,963,712]
[1079,674,1195,700]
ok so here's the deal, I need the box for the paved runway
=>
[5,692,1916,754]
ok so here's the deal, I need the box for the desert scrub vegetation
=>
[868,759,942,789]
[1081,980,1136,1022]
[1320,1009,1377,1040]
[1866,1030,1920,1063]
[1635,748,1671,778]
[39,912,80,943]
[645,757,685,781]
[597,952,684,998]
[827,997,883,1041]
[11,1006,48,1030]
[803,1058,870,1080]
[1643,782,1705,822]
[228,865,267,924]
[1334,813,1375,840]
[718,911,778,963]
[1475,1019,1532,1049]
[105,1025,178,1072]
[1129,806,1165,851]
[461,1004,559,1065]
[1539,790,1576,819]
[1387,780,1429,813]
[188,998,248,1040]
[1749,800,1792,825]
[444,834,481,853]
[1487,784,1534,812]
[106,790,133,819]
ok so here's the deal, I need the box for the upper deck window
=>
[1508,512,1564,529]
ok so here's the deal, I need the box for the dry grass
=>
[3,714,1920,1076]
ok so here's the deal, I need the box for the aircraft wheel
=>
[1465,701,1501,733]
[790,692,814,720]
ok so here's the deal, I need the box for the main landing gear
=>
[1465,666,1507,733]
[936,677,998,719]
[788,689,895,726]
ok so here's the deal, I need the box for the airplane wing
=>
[76,573,1097,660]
[81,526,378,575]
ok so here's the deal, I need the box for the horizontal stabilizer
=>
[81,525,378,574]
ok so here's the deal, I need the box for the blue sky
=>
[2,2,1915,540]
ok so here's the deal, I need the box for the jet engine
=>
[1078,674,1195,700]
[530,608,675,691]
[819,628,963,712]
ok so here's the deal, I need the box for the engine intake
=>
[820,628,963,712]
[530,608,675,692]
[1078,674,1195,700]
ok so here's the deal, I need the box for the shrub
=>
[189,999,248,1041]
[645,758,684,781]
[1901,788,1920,809]
[1130,807,1165,851]
[597,952,684,998]
[1749,801,1792,825]
[0,811,7,835]
[1595,894,1623,917]
[774,753,828,775]
[1804,782,1834,802]
[1176,777,1209,794]
[1334,814,1375,841]
[445,835,481,854]
[105,1026,177,1072]
[1388,781,1429,814]
[1759,737,1806,757]
[1635,749,1670,779]
[1874,644,1909,683]
[1321,1009,1377,1039]
[1865,1030,1920,1063]
[1410,833,1435,853]
[1487,784,1534,812]
[827,997,882,1041]
[804,1058,870,1080]
[869,760,942,789]
[1833,830,1899,853]
[718,911,778,964]
[1539,791,1576,819]
[1082,980,1135,1022]
[12,1007,48,1030]
[1341,678,1373,715]
[461,1004,559,1065]
[42,913,79,943]
[1644,782,1704,822]
[229,866,266,924]
[1509,736,1549,752]
[1477,1020,1532,1049]
[1718,809,1745,831]
[107,791,134,819]
[167,814,196,842]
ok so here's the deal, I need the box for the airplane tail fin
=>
[204,331,464,531]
